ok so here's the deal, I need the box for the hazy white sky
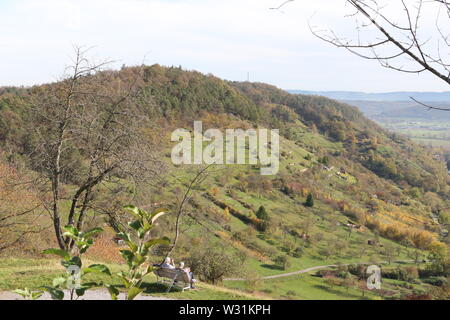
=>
[0,0,448,92]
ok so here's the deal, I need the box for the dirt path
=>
[0,289,174,300]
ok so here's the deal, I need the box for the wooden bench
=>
[154,268,192,292]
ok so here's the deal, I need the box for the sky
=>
[0,0,448,92]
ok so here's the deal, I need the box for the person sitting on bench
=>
[160,257,175,269]
[178,261,196,289]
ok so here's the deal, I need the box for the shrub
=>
[422,277,448,287]
[256,206,269,221]
[292,247,304,258]
[304,193,314,207]
[274,255,291,270]
[187,243,245,284]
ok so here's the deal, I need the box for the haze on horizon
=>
[0,0,448,93]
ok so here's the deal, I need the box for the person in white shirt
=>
[161,257,175,269]
[178,261,196,288]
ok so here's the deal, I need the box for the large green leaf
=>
[13,288,43,300]
[42,249,70,261]
[116,232,131,243]
[12,289,29,298]
[123,205,141,218]
[141,237,170,256]
[75,282,97,297]
[127,287,143,300]
[52,277,67,288]
[150,208,168,224]
[83,264,111,276]
[42,287,64,300]
[82,227,103,239]
[117,272,131,288]
[144,238,170,250]
[120,250,134,268]
[128,219,143,231]
[116,232,137,251]
[63,225,79,236]
[106,285,119,300]
[61,256,82,268]
[31,291,43,300]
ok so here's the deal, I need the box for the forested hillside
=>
[0,65,449,299]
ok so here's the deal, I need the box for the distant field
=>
[376,119,450,149]
[411,138,450,148]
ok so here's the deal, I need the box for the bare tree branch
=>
[162,164,213,263]
[310,0,450,111]
[26,48,166,250]
[410,96,450,110]
[270,0,295,10]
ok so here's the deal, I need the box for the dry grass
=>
[85,233,123,264]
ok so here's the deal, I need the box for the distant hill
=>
[341,100,450,121]
[289,90,450,102]
[287,90,450,121]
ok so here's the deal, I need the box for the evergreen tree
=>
[305,193,314,208]
[256,205,269,221]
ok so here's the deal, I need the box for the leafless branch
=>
[162,164,213,263]
[270,0,295,10]
[310,0,450,110]
[410,96,450,110]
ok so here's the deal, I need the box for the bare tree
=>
[26,47,165,251]
[310,0,450,110]
[161,164,213,262]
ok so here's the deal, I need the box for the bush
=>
[292,247,303,258]
[382,266,419,282]
[256,206,269,221]
[304,193,314,207]
[422,277,448,287]
[274,255,291,270]
[187,243,245,284]
[286,290,297,297]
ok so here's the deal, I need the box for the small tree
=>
[383,244,396,265]
[427,241,448,274]
[256,205,269,221]
[342,277,356,294]
[110,205,170,300]
[274,255,291,270]
[187,243,245,284]
[320,243,334,261]
[304,193,314,208]
[408,249,423,266]
[36,226,110,300]
[27,48,164,251]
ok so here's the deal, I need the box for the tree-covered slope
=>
[0,65,448,300]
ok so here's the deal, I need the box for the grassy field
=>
[226,274,379,300]
[224,260,430,300]
[0,258,264,300]
[411,138,450,148]
[380,120,450,149]
[2,257,430,300]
